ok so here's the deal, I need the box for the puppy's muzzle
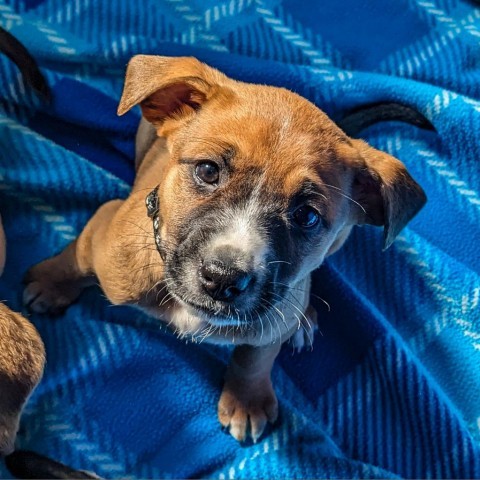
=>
[199,248,255,302]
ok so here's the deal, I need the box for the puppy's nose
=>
[199,259,253,302]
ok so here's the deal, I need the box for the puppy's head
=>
[119,56,426,326]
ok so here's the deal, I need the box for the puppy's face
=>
[119,56,426,326]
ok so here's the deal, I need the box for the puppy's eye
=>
[195,161,219,184]
[293,205,320,229]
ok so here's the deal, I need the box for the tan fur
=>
[23,55,425,442]
[0,217,45,456]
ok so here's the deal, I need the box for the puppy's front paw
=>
[291,304,318,352]
[218,377,278,443]
[23,259,83,315]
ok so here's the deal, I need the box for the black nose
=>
[199,260,253,302]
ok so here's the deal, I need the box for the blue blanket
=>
[0,0,479,478]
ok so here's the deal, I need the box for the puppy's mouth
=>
[169,291,241,325]
[164,264,283,327]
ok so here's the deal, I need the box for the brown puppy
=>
[23,55,426,443]
[0,28,47,456]
[0,215,45,456]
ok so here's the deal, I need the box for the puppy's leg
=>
[23,200,123,314]
[0,304,45,455]
[218,342,281,443]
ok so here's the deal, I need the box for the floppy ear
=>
[117,55,227,128]
[350,139,427,249]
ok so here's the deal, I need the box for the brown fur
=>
[23,55,425,442]
[0,217,45,456]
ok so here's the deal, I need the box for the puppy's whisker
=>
[311,295,330,312]
[261,305,275,345]
[268,304,284,343]
[293,311,314,350]
[199,323,215,344]
[114,243,155,249]
[132,186,162,194]
[234,307,241,331]
[149,280,167,300]
[267,260,292,266]
[262,297,289,333]
[319,184,366,214]
[277,288,314,321]
[269,281,331,312]
[262,307,278,344]
[155,285,168,304]
[268,281,308,296]
[248,309,262,343]
[132,245,160,255]
[130,262,160,274]
[159,292,173,308]
[253,308,262,343]
[118,233,152,240]
[123,219,153,236]
[269,290,312,334]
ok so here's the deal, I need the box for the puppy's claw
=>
[249,410,267,444]
[229,417,247,443]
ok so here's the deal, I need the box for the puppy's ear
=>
[349,139,426,249]
[117,55,226,127]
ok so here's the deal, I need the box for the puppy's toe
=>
[218,378,278,443]
[218,393,235,428]
[264,396,278,424]
[249,409,268,443]
[229,410,248,443]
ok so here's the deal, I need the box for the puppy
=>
[0,216,45,456]
[24,55,426,443]
[0,27,48,456]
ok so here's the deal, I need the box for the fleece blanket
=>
[0,0,480,478]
